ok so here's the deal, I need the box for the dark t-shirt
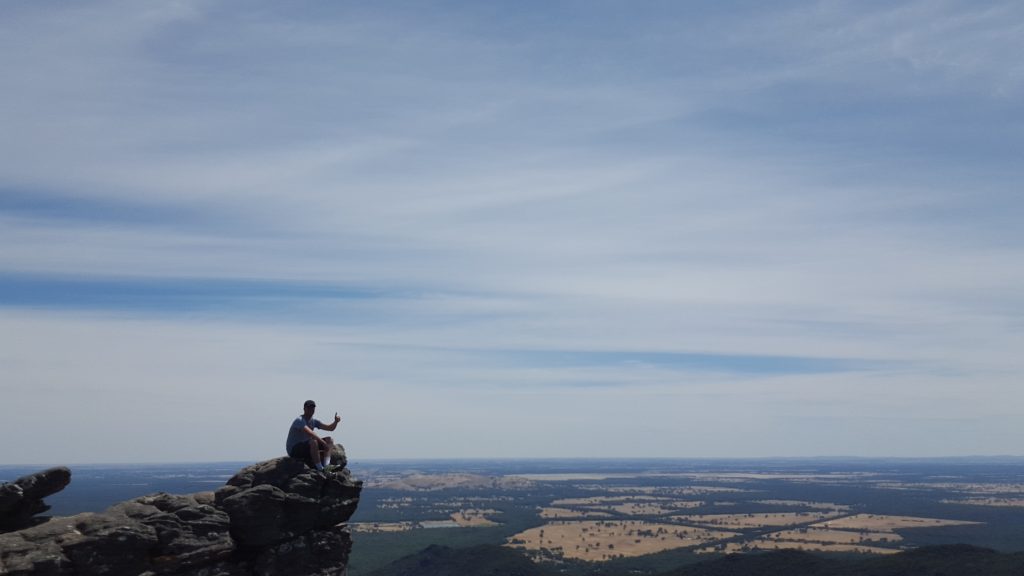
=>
[286,416,322,453]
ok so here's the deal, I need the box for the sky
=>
[2,0,1023,464]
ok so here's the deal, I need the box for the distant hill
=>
[376,473,534,491]
[367,544,1024,576]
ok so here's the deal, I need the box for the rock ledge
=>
[0,450,361,576]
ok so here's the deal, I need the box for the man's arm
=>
[302,425,327,446]
[320,413,342,432]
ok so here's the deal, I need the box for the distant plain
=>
[5,457,1024,575]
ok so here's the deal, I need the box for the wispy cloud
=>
[1,0,1022,462]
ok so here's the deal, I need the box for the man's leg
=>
[308,438,325,470]
[289,442,314,468]
[322,437,335,468]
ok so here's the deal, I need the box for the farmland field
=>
[342,458,1024,575]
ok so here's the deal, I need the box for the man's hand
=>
[334,412,341,424]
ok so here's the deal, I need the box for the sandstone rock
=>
[251,527,352,576]
[215,458,361,549]
[0,450,361,576]
[0,511,156,576]
[329,443,347,470]
[62,512,160,575]
[0,485,22,514]
[106,492,234,572]
[0,468,71,532]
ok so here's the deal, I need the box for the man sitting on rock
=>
[286,400,341,472]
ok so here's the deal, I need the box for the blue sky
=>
[2,1,1023,463]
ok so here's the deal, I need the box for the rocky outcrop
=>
[0,467,72,532]
[0,448,361,576]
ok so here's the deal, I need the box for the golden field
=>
[507,520,739,561]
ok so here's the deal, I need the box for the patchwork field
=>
[764,527,901,545]
[694,514,978,556]
[543,493,708,519]
[943,498,1024,507]
[539,507,613,519]
[606,501,702,515]
[451,508,501,527]
[814,514,981,531]
[552,496,667,506]
[682,472,877,482]
[378,473,534,491]
[674,511,844,529]
[700,540,899,555]
[346,459,1024,572]
[507,520,739,561]
[664,486,747,496]
[877,482,1024,494]
[593,485,747,496]
[352,521,415,533]
[754,500,851,511]
[512,507,952,562]
[870,480,1024,508]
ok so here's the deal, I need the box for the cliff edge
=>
[0,447,361,576]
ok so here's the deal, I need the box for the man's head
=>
[303,399,316,417]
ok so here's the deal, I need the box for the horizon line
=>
[4,454,1024,469]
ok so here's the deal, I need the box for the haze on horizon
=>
[2,1,1022,465]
